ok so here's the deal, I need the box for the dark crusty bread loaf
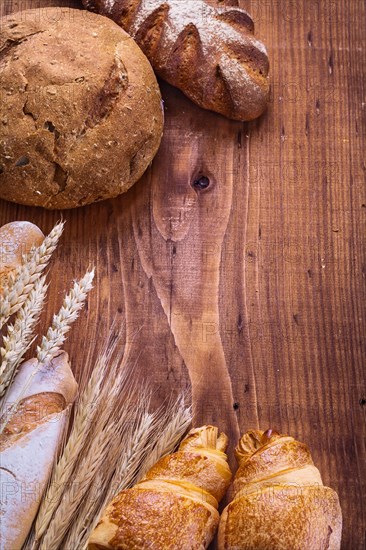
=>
[83,0,270,121]
[0,8,163,209]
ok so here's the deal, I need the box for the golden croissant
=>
[218,429,342,550]
[89,425,232,549]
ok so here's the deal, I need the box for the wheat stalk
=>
[64,412,154,550]
[0,221,64,329]
[63,410,138,550]
[39,418,118,550]
[34,341,112,542]
[64,469,111,550]
[139,396,192,478]
[107,411,155,494]
[63,396,191,550]
[33,329,192,550]
[60,381,151,550]
[54,420,131,550]
[37,349,129,550]
[62,400,191,550]
[36,269,94,364]
[0,268,94,435]
[0,275,48,396]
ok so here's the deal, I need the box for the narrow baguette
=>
[88,425,232,549]
[0,351,78,550]
[83,0,270,121]
[218,429,342,550]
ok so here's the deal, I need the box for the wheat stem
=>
[65,397,191,550]
[0,269,94,435]
[108,411,155,495]
[38,372,125,549]
[39,414,119,550]
[140,397,192,477]
[32,329,191,550]
[34,344,107,542]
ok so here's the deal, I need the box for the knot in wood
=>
[192,175,210,190]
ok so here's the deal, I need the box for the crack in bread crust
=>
[82,0,270,121]
[83,50,129,131]
[0,8,163,209]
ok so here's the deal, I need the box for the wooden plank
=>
[0,0,365,548]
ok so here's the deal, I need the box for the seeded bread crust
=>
[83,0,270,121]
[0,8,163,209]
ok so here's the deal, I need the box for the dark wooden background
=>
[1,1,365,548]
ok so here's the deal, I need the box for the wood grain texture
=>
[0,0,365,548]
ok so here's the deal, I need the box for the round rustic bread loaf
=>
[0,8,164,209]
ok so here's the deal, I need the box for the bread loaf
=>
[0,351,78,549]
[83,0,270,121]
[218,429,342,550]
[0,8,163,209]
[0,221,44,289]
[88,425,232,549]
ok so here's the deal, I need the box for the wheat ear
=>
[35,337,136,550]
[64,411,154,550]
[139,396,192,479]
[106,410,155,496]
[0,221,64,329]
[36,269,94,364]
[39,409,123,550]
[37,344,130,550]
[0,268,94,435]
[34,342,110,542]
[0,275,48,396]
[65,397,191,550]
[32,324,192,550]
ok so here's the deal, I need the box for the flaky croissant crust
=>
[233,429,318,493]
[89,425,232,550]
[218,429,342,550]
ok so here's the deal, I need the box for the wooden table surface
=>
[1,1,365,548]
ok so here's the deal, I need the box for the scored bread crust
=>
[0,352,78,550]
[83,0,270,121]
[0,8,163,209]
[218,430,343,550]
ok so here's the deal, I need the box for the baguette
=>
[83,0,270,121]
[88,425,232,549]
[0,221,44,290]
[218,429,342,550]
[0,351,78,550]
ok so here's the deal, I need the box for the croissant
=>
[218,429,342,550]
[89,425,232,549]
[82,0,270,121]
